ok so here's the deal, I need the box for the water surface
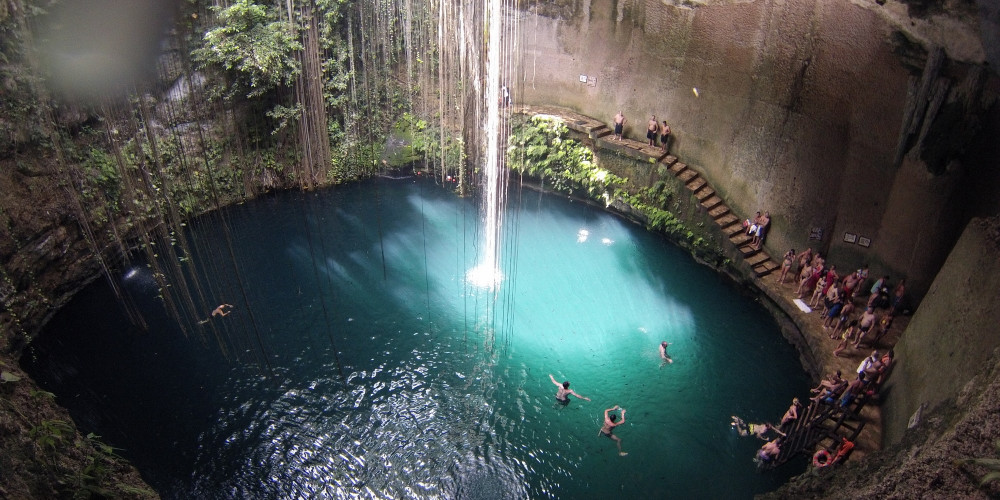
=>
[25,177,810,498]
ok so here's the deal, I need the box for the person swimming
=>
[731,416,785,440]
[659,341,673,365]
[600,405,628,456]
[549,374,591,404]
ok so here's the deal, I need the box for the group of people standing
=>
[611,111,672,154]
[782,249,905,357]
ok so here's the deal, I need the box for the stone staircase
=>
[516,105,780,278]
[657,155,780,278]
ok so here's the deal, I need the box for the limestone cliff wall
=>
[513,0,1000,305]
[882,216,1000,445]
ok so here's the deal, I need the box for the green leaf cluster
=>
[390,113,464,167]
[508,115,623,198]
[192,0,302,100]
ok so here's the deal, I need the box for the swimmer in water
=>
[731,416,785,440]
[549,374,591,404]
[659,341,673,366]
[600,405,628,456]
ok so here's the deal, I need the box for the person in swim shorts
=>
[601,405,628,456]
[647,115,658,146]
[549,374,591,404]
[613,111,626,140]
[660,120,671,153]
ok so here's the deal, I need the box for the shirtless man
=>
[212,304,234,317]
[660,120,671,153]
[646,115,658,146]
[752,211,770,249]
[613,111,626,140]
[854,307,877,347]
[549,374,591,403]
[600,405,628,456]
[812,371,848,403]
[839,372,867,408]
[757,439,782,462]
[659,341,673,366]
[198,303,234,324]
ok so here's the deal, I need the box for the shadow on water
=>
[23,177,810,499]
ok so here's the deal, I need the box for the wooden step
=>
[754,260,780,277]
[700,195,723,210]
[729,233,751,247]
[694,186,715,201]
[723,223,745,237]
[708,204,730,218]
[677,169,698,183]
[715,213,738,227]
[756,267,776,279]
[739,244,759,257]
[669,161,687,175]
[686,177,707,192]
[661,155,678,167]
[746,252,769,267]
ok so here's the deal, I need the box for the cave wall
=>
[513,0,1000,305]
[881,216,1000,445]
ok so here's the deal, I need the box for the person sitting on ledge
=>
[780,398,801,428]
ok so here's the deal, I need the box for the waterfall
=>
[467,0,513,291]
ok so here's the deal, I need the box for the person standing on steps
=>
[549,374,591,404]
[600,405,628,456]
[660,120,671,153]
[613,111,626,140]
[647,115,658,146]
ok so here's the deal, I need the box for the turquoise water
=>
[24,177,809,498]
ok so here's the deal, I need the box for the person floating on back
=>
[600,405,628,456]
[549,374,591,404]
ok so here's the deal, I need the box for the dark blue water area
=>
[23,177,811,499]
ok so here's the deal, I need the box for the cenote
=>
[23,177,810,499]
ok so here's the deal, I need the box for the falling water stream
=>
[24,178,810,499]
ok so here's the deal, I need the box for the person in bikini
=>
[549,374,591,404]
[601,405,628,456]
[778,249,796,284]
[731,416,785,440]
